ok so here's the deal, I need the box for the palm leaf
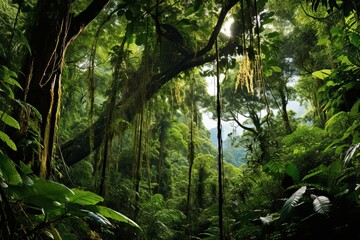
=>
[280,186,307,219]
[311,194,331,214]
[344,143,360,166]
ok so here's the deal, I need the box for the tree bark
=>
[16,0,110,178]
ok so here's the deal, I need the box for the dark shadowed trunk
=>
[186,84,195,219]
[18,0,72,178]
[157,121,166,194]
[278,85,292,134]
[15,0,110,178]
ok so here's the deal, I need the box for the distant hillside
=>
[209,127,247,167]
[209,124,235,147]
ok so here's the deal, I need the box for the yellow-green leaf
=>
[312,69,332,80]
[69,189,104,205]
[0,152,22,185]
[0,131,17,150]
[271,66,282,72]
[0,111,20,129]
[96,206,140,229]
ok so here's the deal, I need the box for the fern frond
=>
[263,159,285,176]
[280,186,307,219]
[311,194,331,215]
[302,165,326,182]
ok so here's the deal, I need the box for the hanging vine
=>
[97,20,129,196]
[88,5,123,162]
[236,0,265,97]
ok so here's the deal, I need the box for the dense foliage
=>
[0,0,359,239]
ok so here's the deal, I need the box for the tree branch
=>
[60,2,240,166]
[189,0,239,58]
[230,111,257,134]
[61,40,238,165]
[67,0,111,43]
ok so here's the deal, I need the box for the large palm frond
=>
[280,186,307,219]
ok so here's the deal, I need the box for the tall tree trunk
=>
[157,122,166,194]
[98,139,110,197]
[215,38,224,240]
[15,0,110,178]
[186,79,195,218]
[258,131,269,163]
[186,120,195,215]
[196,164,205,209]
[132,112,143,221]
[18,0,72,178]
[279,86,292,134]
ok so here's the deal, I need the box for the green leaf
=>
[302,165,325,181]
[261,11,275,25]
[311,194,331,214]
[351,99,360,113]
[26,102,42,121]
[266,32,280,38]
[17,167,33,186]
[25,178,75,203]
[312,69,332,80]
[317,37,329,46]
[0,66,21,92]
[349,33,360,49]
[261,44,270,55]
[330,27,342,37]
[263,160,285,177]
[285,163,300,183]
[68,189,104,205]
[3,84,15,99]
[0,131,17,150]
[280,186,307,220]
[9,178,75,216]
[264,69,273,77]
[0,152,22,185]
[20,161,33,174]
[270,66,281,72]
[3,76,22,90]
[15,29,32,55]
[0,111,20,129]
[325,80,337,87]
[96,206,140,229]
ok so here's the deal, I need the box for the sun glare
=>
[221,17,234,37]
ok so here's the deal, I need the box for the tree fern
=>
[263,159,285,177]
[302,165,326,182]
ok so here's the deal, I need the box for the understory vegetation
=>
[0,0,359,239]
